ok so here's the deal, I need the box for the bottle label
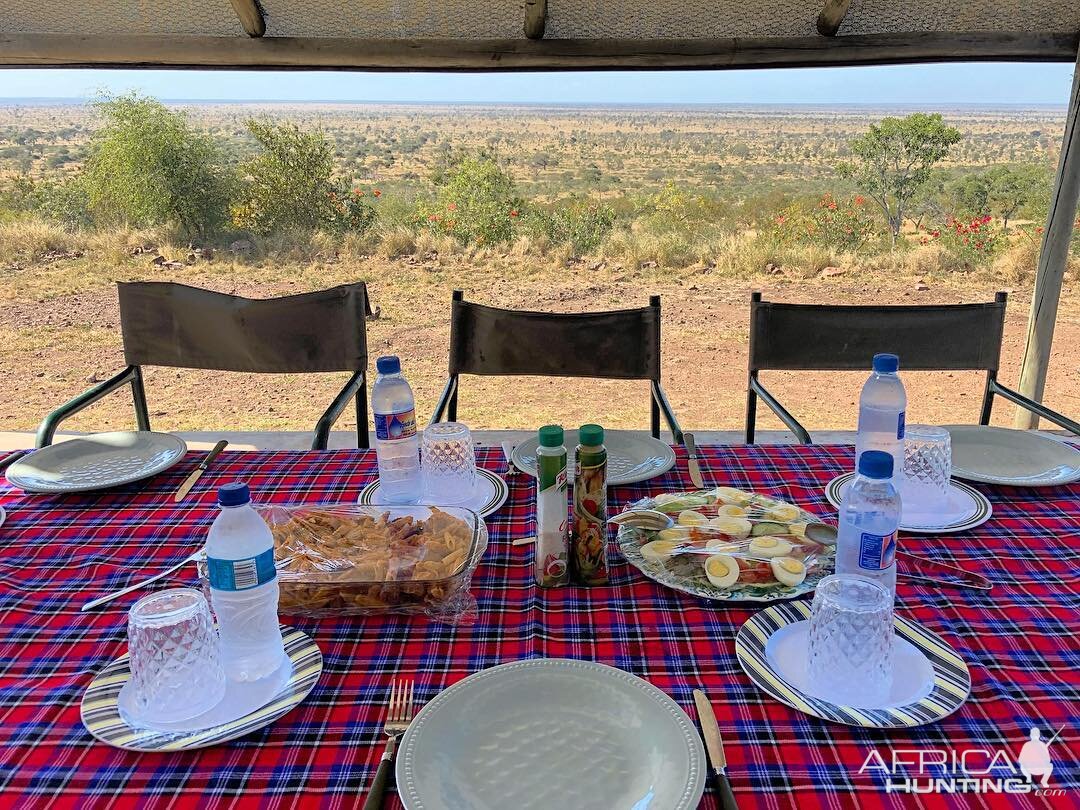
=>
[897,411,906,440]
[571,446,609,585]
[858,531,897,570]
[374,408,417,441]
[536,452,569,588]
[208,548,277,591]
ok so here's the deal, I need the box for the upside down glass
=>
[422,422,477,504]
[122,588,226,725]
[902,425,952,512]
[806,575,894,708]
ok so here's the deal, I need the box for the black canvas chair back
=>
[433,291,682,441]
[745,290,1078,443]
[37,282,372,449]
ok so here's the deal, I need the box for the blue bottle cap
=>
[217,482,250,506]
[376,355,401,374]
[872,353,899,373]
[858,450,894,479]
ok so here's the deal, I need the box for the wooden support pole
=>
[229,0,265,38]
[817,0,854,37]
[1014,46,1080,429]
[524,0,547,40]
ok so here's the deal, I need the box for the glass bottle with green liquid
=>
[571,424,609,585]
[535,425,569,587]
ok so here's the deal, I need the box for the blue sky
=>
[0,62,1074,105]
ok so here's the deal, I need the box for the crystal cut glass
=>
[902,425,952,511]
[124,587,226,725]
[806,575,894,708]
[422,422,477,504]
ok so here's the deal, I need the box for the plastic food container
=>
[201,504,488,623]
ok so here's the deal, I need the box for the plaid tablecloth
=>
[0,444,1076,809]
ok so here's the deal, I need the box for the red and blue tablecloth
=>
[0,444,1076,808]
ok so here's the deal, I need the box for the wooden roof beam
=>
[524,0,547,40]
[229,0,265,38]
[817,0,854,37]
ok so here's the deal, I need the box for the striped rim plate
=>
[81,626,321,751]
[736,601,970,728]
[358,468,509,517]
[825,473,992,534]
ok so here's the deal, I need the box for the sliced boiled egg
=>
[716,504,747,518]
[657,526,692,543]
[766,502,801,522]
[705,537,739,552]
[704,554,740,588]
[708,516,752,539]
[677,509,709,526]
[787,521,807,537]
[713,487,750,505]
[641,540,680,562]
[652,493,679,506]
[748,535,794,558]
[770,556,807,587]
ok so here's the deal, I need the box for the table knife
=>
[694,689,738,810]
[684,432,705,489]
[173,439,228,502]
[896,550,993,591]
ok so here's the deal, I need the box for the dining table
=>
[0,442,1076,808]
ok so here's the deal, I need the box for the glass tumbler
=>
[422,422,477,504]
[902,425,952,511]
[124,588,226,724]
[806,575,894,708]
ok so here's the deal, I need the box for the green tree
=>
[82,93,231,238]
[838,113,962,245]
[983,164,1050,232]
[422,156,523,245]
[232,120,342,235]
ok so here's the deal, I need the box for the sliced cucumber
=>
[750,521,788,537]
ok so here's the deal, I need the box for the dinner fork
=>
[363,678,416,810]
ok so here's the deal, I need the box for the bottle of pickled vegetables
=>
[571,424,609,585]
[535,425,569,587]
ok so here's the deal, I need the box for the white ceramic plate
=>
[943,425,1080,487]
[513,430,676,485]
[358,467,509,517]
[736,601,970,728]
[6,432,188,494]
[825,473,992,534]
[396,659,706,810]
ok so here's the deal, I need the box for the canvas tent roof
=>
[0,1,1078,70]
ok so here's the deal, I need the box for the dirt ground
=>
[1,252,1077,437]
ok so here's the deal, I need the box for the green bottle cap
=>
[538,425,564,447]
[578,424,604,446]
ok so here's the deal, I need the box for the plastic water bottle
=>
[372,355,421,504]
[835,451,901,597]
[853,353,906,483]
[205,482,286,682]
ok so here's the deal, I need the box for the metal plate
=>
[6,432,187,493]
[397,658,705,810]
[943,425,1080,487]
[513,430,676,485]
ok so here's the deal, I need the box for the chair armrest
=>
[990,380,1080,436]
[428,376,458,427]
[312,370,365,450]
[36,366,140,448]
[650,382,684,445]
[749,377,812,444]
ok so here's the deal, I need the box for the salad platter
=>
[615,486,835,603]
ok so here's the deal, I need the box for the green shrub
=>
[82,93,232,238]
[232,120,341,236]
[419,156,524,246]
[526,199,616,254]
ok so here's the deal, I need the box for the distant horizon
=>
[0,62,1075,106]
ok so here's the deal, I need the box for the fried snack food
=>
[263,505,481,616]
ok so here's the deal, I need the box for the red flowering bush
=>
[417,156,523,246]
[769,194,879,252]
[922,214,1002,269]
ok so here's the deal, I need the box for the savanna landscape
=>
[1,98,1077,437]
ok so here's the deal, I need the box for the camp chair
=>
[745,290,1079,444]
[36,281,372,450]
[430,291,683,442]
